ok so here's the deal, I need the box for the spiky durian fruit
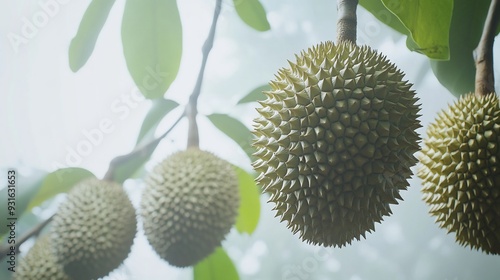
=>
[418,93,500,254]
[14,235,70,280]
[141,148,239,267]
[253,41,421,247]
[51,178,137,280]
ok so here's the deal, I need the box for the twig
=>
[0,214,54,260]
[474,0,500,97]
[0,0,224,262]
[187,0,223,148]
[0,109,184,259]
[336,0,358,44]
[103,110,186,181]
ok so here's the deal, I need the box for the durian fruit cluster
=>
[418,93,500,254]
[141,148,240,267]
[16,148,241,279]
[14,236,69,280]
[253,41,421,247]
[15,178,137,280]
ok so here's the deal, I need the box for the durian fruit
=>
[141,148,239,267]
[253,41,421,247]
[418,92,500,254]
[14,235,70,280]
[51,178,137,280]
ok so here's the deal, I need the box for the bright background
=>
[1,0,500,279]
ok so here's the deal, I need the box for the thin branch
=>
[103,110,185,181]
[474,0,500,97]
[187,0,222,148]
[0,0,225,262]
[0,80,187,264]
[336,0,358,44]
[0,214,54,260]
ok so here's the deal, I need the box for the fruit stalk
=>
[336,0,358,44]
[187,0,223,148]
[474,0,500,97]
[0,215,54,260]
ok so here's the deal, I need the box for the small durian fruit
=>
[418,92,500,254]
[141,148,239,267]
[51,178,137,280]
[253,41,421,247]
[14,235,70,280]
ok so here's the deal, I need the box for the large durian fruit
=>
[14,235,70,280]
[418,92,500,254]
[51,178,137,280]
[141,148,239,267]
[253,41,421,247]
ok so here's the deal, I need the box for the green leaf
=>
[26,168,94,211]
[381,0,453,59]
[193,247,239,280]
[237,84,270,104]
[359,0,409,35]
[121,0,182,99]
[69,0,116,72]
[136,99,179,146]
[0,168,47,237]
[233,0,270,32]
[430,0,500,97]
[110,135,166,184]
[234,167,260,234]
[358,0,419,52]
[207,114,254,160]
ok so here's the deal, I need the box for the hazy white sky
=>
[2,1,500,279]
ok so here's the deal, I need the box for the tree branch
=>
[0,214,54,260]
[0,0,225,262]
[187,0,222,148]
[474,0,500,97]
[2,110,186,256]
[336,0,358,44]
[103,110,185,181]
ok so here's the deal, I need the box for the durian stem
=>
[186,0,223,148]
[474,0,500,97]
[0,214,54,260]
[336,0,358,44]
[186,100,199,148]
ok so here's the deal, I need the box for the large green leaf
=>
[430,0,500,97]
[193,247,239,280]
[358,0,419,53]
[136,99,179,146]
[233,0,270,32]
[207,114,254,160]
[26,168,94,211]
[69,0,116,72]
[237,84,270,104]
[121,0,182,99]
[381,0,453,59]
[0,168,47,237]
[359,0,409,35]
[234,167,260,234]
